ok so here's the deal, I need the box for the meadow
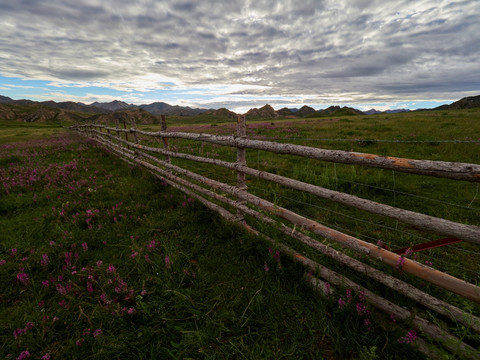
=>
[1,108,479,359]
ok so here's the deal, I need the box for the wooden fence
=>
[72,116,480,359]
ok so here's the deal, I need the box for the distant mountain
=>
[0,103,84,123]
[245,104,278,118]
[295,105,316,117]
[434,95,480,110]
[277,107,293,116]
[363,109,382,115]
[91,100,135,112]
[203,108,237,119]
[384,109,410,114]
[0,95,14,103]
[93,108,158,125]
[40,101,106,113]
[307,106,363,117]
[138,102,207,116]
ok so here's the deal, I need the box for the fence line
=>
[90,128,480,246]
[72,118,480,358]
[99,125,480,182]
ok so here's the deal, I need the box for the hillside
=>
[203,107,237,119]
[435,95,480,110]
[245,104,278,118]
[93,108,159,125]
[0,103,84,123]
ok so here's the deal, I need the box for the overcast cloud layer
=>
[0,0,479,111]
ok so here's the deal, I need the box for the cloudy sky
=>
[0,0,479,112]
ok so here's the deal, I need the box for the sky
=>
[0,0,479,113]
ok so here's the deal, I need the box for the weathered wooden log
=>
[115,128,480,182]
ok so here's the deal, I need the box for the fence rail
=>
[72,117,480,359]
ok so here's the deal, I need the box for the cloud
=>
[0,0,478,109]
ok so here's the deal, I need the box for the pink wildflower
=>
[13,328,25,339]
[274,250,280,262]
[96,260,103,267]
[40,253,49,266]
[264,263,269,272]
[41,354,51,360]
[42,280,49,287]
[81,242,88,251]
[324,282,331,294]
[87,282,93,293]
[11,248,17,257]
[338,298,346,308]
[93,329,103,338]
[130,251,138,259]
[147,240,156,250]
[425,260,433,267]
[64,252,72,266]
[0,259,6,265]
[107,264,116,273]
[398,330,418,344]
[165,255,171,269]
[396,256,405,270]
[56,283,67,295]
[140,289,147,296]
[38,300,45,308]
[16,350,30,360]
[16,272,29,285]
[144,254,151,263]
[76,339,84,346]
[58,300,67,308]
[346,288,353,302]
[127,307,136,315]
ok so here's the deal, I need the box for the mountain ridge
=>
[1,94,479,120]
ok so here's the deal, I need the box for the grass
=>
[1,110,479,359]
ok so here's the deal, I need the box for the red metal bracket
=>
[392,238,463,255]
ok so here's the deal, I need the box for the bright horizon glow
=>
[0,75,461,114]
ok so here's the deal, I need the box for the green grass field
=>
[1,110,479,359]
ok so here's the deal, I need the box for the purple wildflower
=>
[16,272,29,285]
[396,256,405,270]
[398,330,418,344]
[17,350,30,360]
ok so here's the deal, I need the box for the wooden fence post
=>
[122,119,130,150]
[130,117,139,158]
[160,115,170,164]
[115,118,121,146]
[236,114,247,221]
